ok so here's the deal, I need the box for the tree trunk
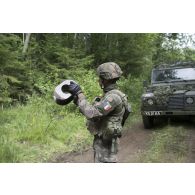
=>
[22,33,31,54]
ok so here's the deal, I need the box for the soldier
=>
[67,62,131,163]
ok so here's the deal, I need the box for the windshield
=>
[152,68,195,83]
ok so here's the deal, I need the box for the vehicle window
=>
[152,68,195,83]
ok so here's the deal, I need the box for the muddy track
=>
[53,122,152,163]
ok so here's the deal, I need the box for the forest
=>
[0,33,195,162]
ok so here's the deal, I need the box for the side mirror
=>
[143,80,148,88]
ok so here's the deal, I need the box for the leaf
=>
[4,75,22,84]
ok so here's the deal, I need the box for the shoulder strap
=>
[107,89,127,105]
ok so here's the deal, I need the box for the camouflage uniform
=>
[76,62,130,163]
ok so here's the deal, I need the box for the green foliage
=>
[23,34,95,97]
[89,33,157,75]
[0,34,32,105]
[153,33,195,64]
[1,33,195,105]
[118,75,145,116]
[183,48,195,61]
[69,69,102,101]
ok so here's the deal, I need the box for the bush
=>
[118,75,144,115]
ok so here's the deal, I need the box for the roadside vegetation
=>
[139,123,189,163]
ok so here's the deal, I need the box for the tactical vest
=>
[87,89,129,140]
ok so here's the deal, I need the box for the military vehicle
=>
[141,61,195,128]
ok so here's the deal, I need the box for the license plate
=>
[144,111,161,116]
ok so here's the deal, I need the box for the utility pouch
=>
[102,117,122,139]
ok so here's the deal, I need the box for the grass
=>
[0,97,93,162]
[139,122,189,163]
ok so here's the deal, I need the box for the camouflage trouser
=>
[93,135,119,163]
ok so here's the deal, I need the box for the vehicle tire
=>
[142,115,154,129]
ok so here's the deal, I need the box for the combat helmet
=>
[97,62,123,80]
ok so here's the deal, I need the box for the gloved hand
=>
[66,81,82,96]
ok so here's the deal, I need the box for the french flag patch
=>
[103,101,112,111]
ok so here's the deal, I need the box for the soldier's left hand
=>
[67,81,82,96]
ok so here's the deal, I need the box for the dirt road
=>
[53,122,152,163]
[52,120,195,163]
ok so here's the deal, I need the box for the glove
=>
[66,81,82,96]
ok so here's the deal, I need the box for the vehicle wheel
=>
[142,115,154,129]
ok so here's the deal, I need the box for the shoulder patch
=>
[103,101,112,111]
